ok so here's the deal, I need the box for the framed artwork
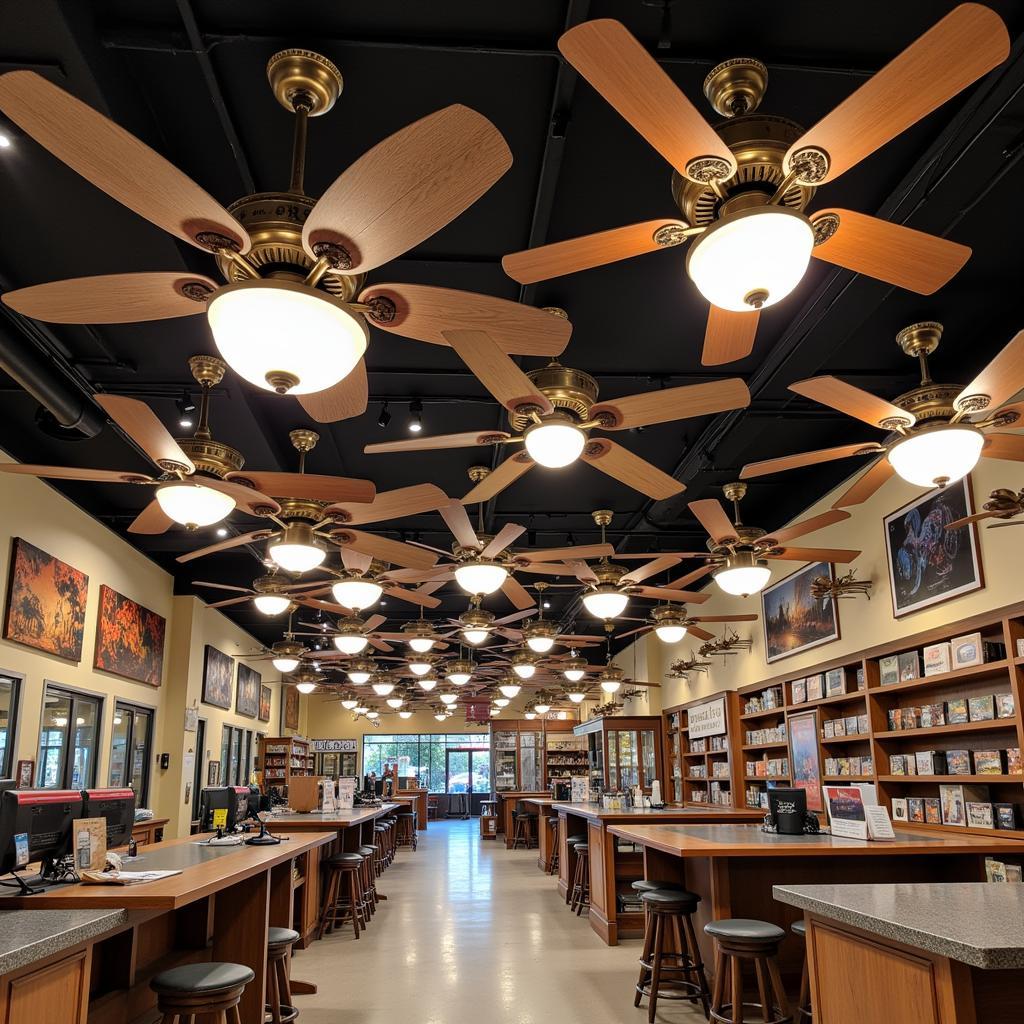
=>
[884,477,983,618]
[207,760,221,787]
[282,684,300,732]
[93,585,165,685]
[761,561,840,664]
[788,710,823,813]
[236,664,260,718]
[259,685,272,723]
[4,538,88,661]
[16,759,34,789]
[201,646,234,709]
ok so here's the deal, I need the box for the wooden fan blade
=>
[701,306,760,367]
[581,438,684,500]
[303,105,510,274]
[616,625,652,641]
[789,376,913,429]
[334,529,439,570]
[501,219,685,285]
[2,272,219,325]
[127,499,174,535]
[297,362,368,423]
[516,544,614,564]
[981,432,1024,462]
[462,456,535,503]
[368,637,394,653]
[383,567,454,584]
[383,586,441,609]
[357,284,570,357]
[192,581,254,594]
[812,210,970,294]
[956,330,1024,415]
[482,523,527,559]
[326,484,450,526]
[688,499,737,544]
[767,546,861,563]
[688,625,715,641]
[176,529,276,564]
[365,430,509,455]
[764,509,850,546]
[665,565,713,589]
[514,562,575,577]
[832,457,895,508]
[442,329,553,414]
[208,595,253,609]
[363,614,387,632]
[690,614,758,623]
[620,555,682,586]
[0,464,155,484]
[493,609,538,626]
[741,442,883,479]
[0,71,249,252]
[567,560,599,585]
[440,501,479,549]
[631,586,710,605]
[294,596,351,616]
[96,395,195,472]
[946,510,997,529]
[591,378,750,431]
[225,471,374,504]
[199,478,281,517]
[558,20,735,179]
[617,551,709,559]
[500,577,534,610]
[784,5,1009,184]
[340,548,373,573]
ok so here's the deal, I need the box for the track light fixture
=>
[409,398,423,433]
[377,400,391,428]
[176,391,196,429]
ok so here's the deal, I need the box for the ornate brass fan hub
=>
[252,575,289,596]
[274,497,329,523]
[593,560,628,585]
[402,619,436,641]
[176,437,244,477]
[460,608,495,630]
[271,640,305,659]
[509,361,599,432]
[890,324,963,423]
[651,605,687,625]
[267,50,343,117]
[336,615,368,636]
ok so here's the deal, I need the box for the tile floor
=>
[293,818,708,1023]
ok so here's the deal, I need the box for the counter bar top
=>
[0,908,130,974]
[554,802,762,822]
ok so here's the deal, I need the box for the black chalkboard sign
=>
[768,787,807,835]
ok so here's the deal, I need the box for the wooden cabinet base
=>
[2,949,90,1024]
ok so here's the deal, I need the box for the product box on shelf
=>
[994,803,1020,829]
[996,692,1016,719]
[907,797,925,823]
[1008,748,1023,774]
[945,749,972,775]
[973,750,1005,775]
[898,651,921,681]
[920,703,946,728]
[891,797,908,822]
[946,698,970,725]
[923,642,952,676]
[806,674,824,701]
[966,802,995,829]
[880,655,900,686]
[940,783,991,827]
[969,695,996,722]
[825,668,846,697]
[823,719,835,738]
[915,750,946,776]
[791,679,806,704]
[924,798,942,825]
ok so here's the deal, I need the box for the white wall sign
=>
[310,738,357,753]
[687,696,727,738]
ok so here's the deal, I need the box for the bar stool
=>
[570,842,590,915]
[704,918,792,1024]
[792,919,812,1020]
[150,961,254,1024]
[564,833,587,904]
[511,811,536,850]
[373,823,391,870]
[396,809,418,850]
[357,844,379,918]
[547,816,560,875]
[317,851,366,940]
[266,926,299,1023]
[634,889,710,1023]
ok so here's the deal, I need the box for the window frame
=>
[37,682,103,789]
[0,669,23,779]
[108,698,156,805]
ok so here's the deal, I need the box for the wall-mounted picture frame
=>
[201,646,234,709]
[788,709,823,813]
[259,685,272,723]
[93,585,166,685]
[884,476,983,618]
[3,538,88,661]
[235,664,260,718]
[282,684,299,732]
[206,760,221,787]
[761,560,840,663]
[16,759,34,789]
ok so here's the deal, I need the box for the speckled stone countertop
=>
[774,883,1024,970]
[0,909,128,974]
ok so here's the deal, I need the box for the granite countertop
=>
[0,908,129,973]
[774,883,1024,970]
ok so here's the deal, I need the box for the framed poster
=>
[788,710,823,813]
[4,538,88,661]
[761,561,840,663]
[94,585,165,685]
[259,685,272,722]
[235,664,260,718]
[15,759,34,789]
[201,646,233,709]
[207,760,221,787]
[281,684,300,732]
[884,477,983,617]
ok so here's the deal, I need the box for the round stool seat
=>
[268,926,300,948]
[574,842,589,854]
[357,845,376,856]
[397,808,414,816]
[566,833,587,846]
[514,812,535,820]
[548,816,559,825]
[632,879,698,898]
[151,962,254,995]
[791,919,806,938]
[641,889,699,912]
[329,852,364,866]
[704,918,786,943]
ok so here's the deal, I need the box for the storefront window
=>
[37,685,101,788]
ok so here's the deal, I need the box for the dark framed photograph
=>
[94,585,165,685]
[235,664,260,718]
[788,710,823,813]
[884,477,983,618]
[761,560,840,663]
[16,759,34,789]
[259,684,272,722]
[281,684,300,732]
[4,538,88,661]
[201,646,234,709]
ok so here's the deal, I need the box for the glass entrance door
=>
[446,749,491,815]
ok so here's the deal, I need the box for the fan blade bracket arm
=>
[651,222,704,248]
[683,156,735,188]
[788,147,832,186]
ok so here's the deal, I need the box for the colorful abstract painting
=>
[4,538,88,660]
[282,684,299,732]
[788,710,823,813]
[761,561,840,663]
[236,663,260,718]
[259,685,272,722]
[93,584,165,685]
[202,646,233,709]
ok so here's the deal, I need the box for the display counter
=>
[521,797,557,869]
[395,788,428,830]
[497,791,550,847]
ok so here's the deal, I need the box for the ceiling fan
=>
[947,487,1024,530]
[501,9,1007,364]
[0,51,570,420]
[365,323,749,500]
[615,607,758,645]
[740,322,1024,505]
[688,483,861,596]
[191,573,332,617]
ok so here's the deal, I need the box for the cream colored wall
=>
[623,456,1024,708]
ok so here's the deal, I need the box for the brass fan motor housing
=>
[593,561,628,585]
[460,608,495,630]
[271,640,306,659]
[175,437,245,477]
[892,324,962,424]
[704,59,769,118]
[252,575,289,597]
[509,362,599,432]
[267,50,343,117]
[273,497,329,523]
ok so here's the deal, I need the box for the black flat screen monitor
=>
[0,787,83,874]
[82,787,136,849]
[767,786,808,835]
[199,786,251,831]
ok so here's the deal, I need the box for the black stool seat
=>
[152,962,255,994]
[268,926,300,948]
[632,879,698,897]
[567,833,586,845]
[705,918,785,943]
[641,889,699,912]
[792,919,806,937]
[548,816,558,825]
[574,842,589,853]
[357,844,376,856]
[514,811,536,819]
[329,851,364,866]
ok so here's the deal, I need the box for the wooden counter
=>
[521,798,557,870]
[497,791,550,847]
[269,801,399,852]
[555,804,762,944]
[395,789,428,830]
[128,816,168,848]
[608,821,1024,987]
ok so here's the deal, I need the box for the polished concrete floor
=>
[295,818,707,1023]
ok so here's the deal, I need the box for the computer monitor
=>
[374,779,384,798]
[246,785,261,818]
[199,786,251,832]
[0,787,84,876]
[82,788,136,849]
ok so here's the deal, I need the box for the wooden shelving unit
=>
[663,690,742,808]
[259,736,314,793]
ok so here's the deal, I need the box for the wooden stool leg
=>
[648,913,664,1024]
[711,946,726,1015]
[754,959,772,1024]
[349,871,361,939]
[684,913,711,1017]
[279,956,293,1013]
[268,959,282,1024]
[798,952,810,1018]
[635,907,656,1008]
[730,953,744,1024]
[765,957,791,1019]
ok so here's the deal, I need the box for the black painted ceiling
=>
[1,0,1023,655]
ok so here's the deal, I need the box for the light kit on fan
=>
[562,655,587,683]
[498,682,522,698]
[293,669,320,695]
[533,700,551,715]
[454,558,508,596]
[365,710,379,720]
[439,692,457,705]
[254,593,292,616]
[331,576,383,611]
[713,553,772,597]
[446,659,475,686]
[155,481,235,529]
[341,696,359,710]
[567,690,586,703]
[408,659,433,676]
[270,640,305,674]
[523,413,587,468]
[493,697,510,708]
[463,628,489,645]
[346,659,374,685]
[386,695,405,709]
[268,522,325,573]
[583,586,629,620]
[887,423,983,488]
[651,605,689,644]
[524,711,536,720]
[523,603,558,653]
[334,633,368,655]
[371,679,395,696]
[399,710,413,719]
[511,652,537,680]
[599,666,623,694]
[417,677,438,691]
[434,711,447,721]
[408,636,435,653]
[403,621,437,653]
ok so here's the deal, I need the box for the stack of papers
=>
[80,869,183,885]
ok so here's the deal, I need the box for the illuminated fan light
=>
[462,628,490,645]
[512,661,536,680]
[654,624,688,644]
[454,560,508,596]
[354,705,369,715]
[296,681,317,694]
[494,697,510,708]
[523,414,586,468]
[534,702,551,715]
[366,710,380,720]
[567,691,586,703]
[156,481,235,528]
[273,657,300,673]
[398,710,413,719]
[713,551,771,597]
[446,661,474,686]
[556,710,568,720]
[439,693,457,705]
[434,712,447,721]
[409,660,432,676]
[331,578,383,611]
[417,677,438,691]
[386,696,404,709]
[207,279,368,395]
[341,697,358,710]
[347,668,372,685]
[600,679,622,694]
[562,658,587,683]
[371,680,395,696]
[334,634,368,655]
[524,711,536,720]
[526,634,555,653]
[490,709,500,717]
[686,207,814,312]
[254,594,291,616]
[498,683,521,699]
[268,523,325,573]
[582,586,629,620]
[887,425,983,488]
[408,636,435,654]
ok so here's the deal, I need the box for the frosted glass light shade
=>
[417,677,438,691]
[347,669,372,685]
[686,207,814,312]
[563,668,586,683]
[409,661,432,676]
[582,587,629,620]
[888,426,983,488]
[295,681,317,694]
[156,482,235,528]
[534,702,550,714]
[454,561,508,596]
[435,712,447,721]
[523,417,586,468]
[341,698,358,710]
[439,693,457,705]
[207,279,367,395]
[366,710,380,719]
[334,634,368,655]
[524,712,536,720]
[713,562,771,597]
[446,670,472,686]
[567,691,586,703]
[655,624,688,644]
[386,696,405,709]
[526,635,555,653]
[494,697,510,708]
[498,683,521,698]
[463,628,489,645]
[399,710,413,719]
[331,578,383,611]
[254,594,291,616]
[371,680,395,696]
[600,679,622,694]
[268,525,325,573]
[408,637,435,654]
[512,663,536,680]
[272,657,300,673]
